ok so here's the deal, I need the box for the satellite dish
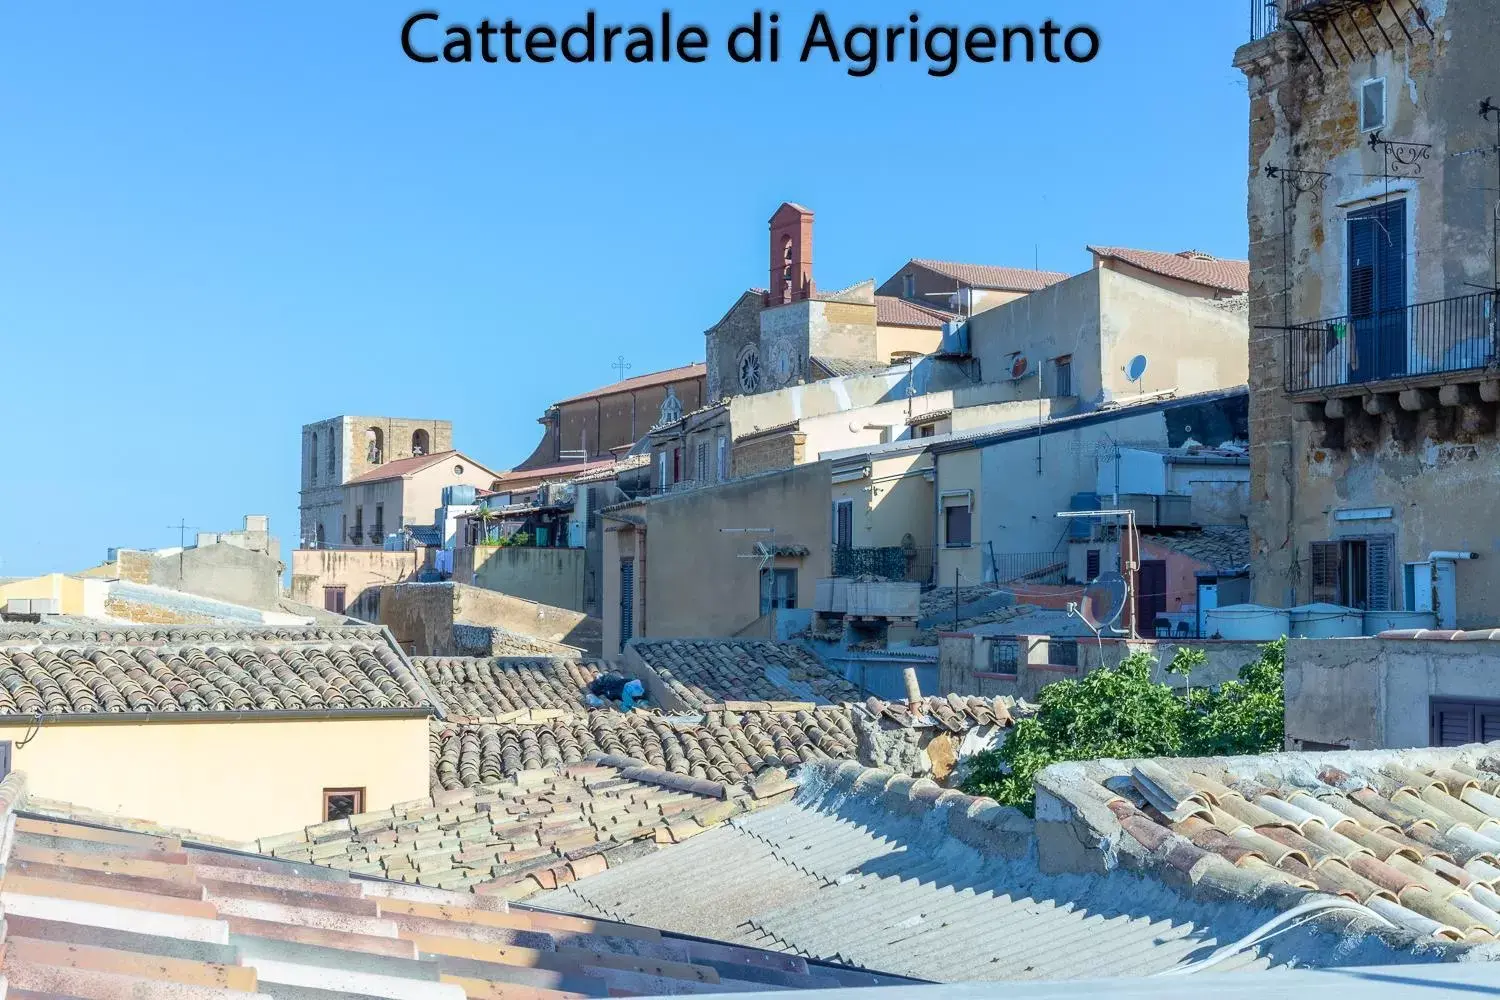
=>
[1010,354,1030,380]
[1081,572,1128,630]
[1124,355,1148,383]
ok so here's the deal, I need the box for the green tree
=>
[960,640,1285,814]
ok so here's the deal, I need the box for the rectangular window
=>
[760,568,798,614]
[353,506,364,544]
[1086,549,1101,580]
[373,504,385,542]
[672,448,682,483]
[717,436,728,481]
[942,494,972,548]
[0,740,11,778]
[1309,536,1393,610]
[1430,699,1500,747]
[696,441,709,483]
[1361,77,1386,132]
[1054,355,1073,397]
[619,559,635,648]
[1347,198,1407,382]
[901,273,916,299]
[657,450,668,489]
[323,586,347,614]
[832,499,854,550]
[323,787,365,821]
[919,424,936,438]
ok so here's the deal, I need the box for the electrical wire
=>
[1152,898,1396,977]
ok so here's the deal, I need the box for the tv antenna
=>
[166,517,200,579]
[723,527,776,572]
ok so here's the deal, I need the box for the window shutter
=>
[619,562,635,647]
[1309,542,1342,603]
[1480,707,1500,744]
[1367,536,1393,612]
[1348,216,1376,317]
[1431,701,1475,747]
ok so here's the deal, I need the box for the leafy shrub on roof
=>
[960,640,1284,814]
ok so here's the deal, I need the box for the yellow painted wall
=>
[874,324,942,365]
[0,575,104,616]
[935,449,984,585]
[0,716,431,843]
[831,453,934,551]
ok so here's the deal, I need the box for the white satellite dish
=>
[1124,355,1148,383]
[1082,572,1129,630]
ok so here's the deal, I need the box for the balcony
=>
[1250,0,1426,49]
[833,546,934,586]
[1284,291,1499,397]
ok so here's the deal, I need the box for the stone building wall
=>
[1236,2,1500,618]
[732,431,805,478]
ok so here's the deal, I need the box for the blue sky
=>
[0,2,1250,578]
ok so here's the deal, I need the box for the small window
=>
[944,503,972,548]
[760,568,798,615]
[1086,549,1101,580]
[0,740,12,778]
[323,586,346,614]
[323,787,365,822]
[832,499,854,550]
[717,436,728,482]
[412,429,430,456]
[657,450,669,489]
[1361,78,1386,132]
[696,441,709,482]
[1054,356,1073,397]
[309,432,319,484]
[901,273,916,299]
[919,424,936,438]
[1430,700,1500,747]
[453,463,465,475]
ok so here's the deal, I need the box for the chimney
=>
[768,203,815,306]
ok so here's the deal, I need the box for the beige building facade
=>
[340,451,497,548]
[602,462,833,654]
[299,415,452,549]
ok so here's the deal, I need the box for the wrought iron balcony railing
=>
[1283,290,1499,393]
[1250,0,1280,40]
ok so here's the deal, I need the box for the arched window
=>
[366,427,383,465]
[412,429,429,456]
[315,523,325,548]
[309,432,319,483]
[781,236,794,282]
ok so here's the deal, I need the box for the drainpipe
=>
[1430,551,1477,630]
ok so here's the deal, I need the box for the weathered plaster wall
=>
[831,452,935,553]
[1284,635,1500,750]
[146,543,283,610]
[378,581,594,655]
[455,545,586,612]
[290,548,423,621]
[706,292,765,402]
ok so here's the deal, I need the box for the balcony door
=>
[1347,199,1407,382]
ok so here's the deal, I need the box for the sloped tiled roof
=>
[416,656,602,718]
[546,759,1456,981]
[1088,245,1251,294]
[1050,745,1500,945]
[555,363,707,405]
[345,449,498,486]
[1143,525,1251,572]
[0,772,889,996]
[874,295,958,329]
[631,639,861,710]
[430,706,857,788]
[864,694,1017,733]
[809,356,891,379]
[908,258,1071,292]
[0,625,434,716]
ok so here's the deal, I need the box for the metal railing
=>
[833,546,934,586]
[989,550,1068,586]
[1283,290,1498,392]
[1250,0,1280,41]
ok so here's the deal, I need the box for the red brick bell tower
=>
[767,203,815,306]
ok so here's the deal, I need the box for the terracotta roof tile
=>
[874,295,959,329]
[0,771,859,996]
[1142,525,1251,572]
[416,657,603,717]
[630,639,860,709]
[1053,746,1500,947]
[0,626,434,717]
[1088,245,1250,294]
[554,363,706,406]
[344,449,497,486]
[907,258,1071,292]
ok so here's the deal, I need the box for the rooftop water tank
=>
[1289,603,1364,638]
[1363,610,1439,634]
[1204,604,1289,641]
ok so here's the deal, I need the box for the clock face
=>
[771,342,794,383]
